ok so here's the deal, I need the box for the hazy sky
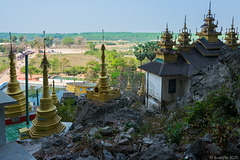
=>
[0,0,239,33]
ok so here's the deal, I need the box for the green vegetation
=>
[58,98,77,122]
[62,37,74,48]
[0,57,8,73]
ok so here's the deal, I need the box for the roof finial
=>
[209,0,211,13]
[166,23,168,31]
[184,15,187,29]
[43,30,46,57]
[232,16,234,27]
[184,15,186,25]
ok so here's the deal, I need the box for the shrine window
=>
[168,79,176,93]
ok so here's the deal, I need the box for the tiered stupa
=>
[86,44,120,102]
[4,32,32,118]
[177,16,192,51]
[51,80,60,107]
[225,17,239,49]
[196,1,221,42]
[154,23,177,62]
[29,31,65,139]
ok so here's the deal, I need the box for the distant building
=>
[139,4,240,110]
[66,82,96,95]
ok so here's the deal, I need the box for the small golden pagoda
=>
[154,24,177,62]
[86,44,120,102]
[73,79,78,95]
[196,1,221,42]
[177,16,192,51]
[126,60,132,91]
[51,80,60,107]
[138,75,145,96]
[29,31,65,139]
[225,17,239,49]
[5,32,32,118]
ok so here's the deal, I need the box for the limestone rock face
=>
[178,46,240,106]
[73,96,139,128]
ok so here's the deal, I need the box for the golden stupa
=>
[51,80,60,107]
[29,31,65,139]
[86,44,120,102]
[4,32,32,118]
[73,79,78,95]
[138,75,145,96]
[225,17,239,49]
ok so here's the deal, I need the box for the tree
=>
[144,42,158,62]
[62,37,74,48]
[60,58,70,72]
[10,35,17,43]
[53,38,60,48]
[74,36,85,47]
[45,36,54,48]
[134,44,146,66]
[18,35,24,43]
[33,37,43,52]
[49,57,60,73]
[88,42,97,51]
[85,60,100,82]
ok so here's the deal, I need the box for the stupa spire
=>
[196,1,221,42]
[177,15,192,51]
[4,32,32,118]
[86,30,120,102]
[29,31,65,139]
[154,24,177,62]
[51,80,60,107]
[208,0,211,15]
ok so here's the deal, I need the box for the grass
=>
[50,53,98,66]
[30,53,98,68]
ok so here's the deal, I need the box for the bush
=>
[164,122,185,144]
[57,98,77,122]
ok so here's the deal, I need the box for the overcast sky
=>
[0,0,239,33]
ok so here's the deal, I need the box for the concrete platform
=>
[0,141,36,160]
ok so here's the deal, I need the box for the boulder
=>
[103,149,114,160]
[187,139,206,159]
[129,144,177,160]
[74,97,130,127]
[99,126,114,136]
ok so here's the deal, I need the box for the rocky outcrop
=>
[73,96,135,128]
[178,46,240,106]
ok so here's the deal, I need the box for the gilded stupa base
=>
[87,89,120,102]
[87,77,120,102]
[29,98,66,139]
[5,86,32,119]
